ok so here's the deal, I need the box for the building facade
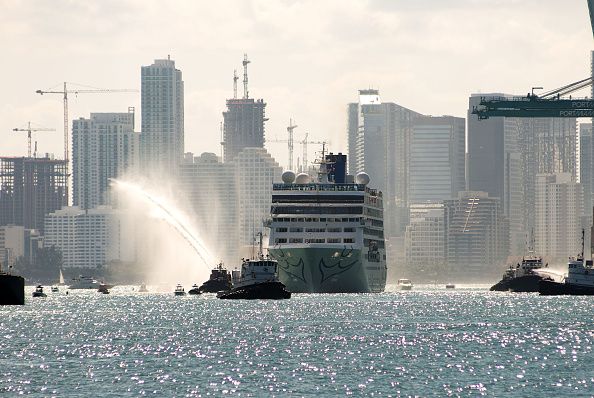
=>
[534,173,583,263]
[140,57,184,175]
[44,206,135,268]
[347,89,422,237]
[409,116,465,203]
[404,203,445,280]
[222,100,266,162]
[444,191,508,280]
[179,152,239,265]
[234,148,282,251]
[72,111,138,209]
[0,156,67,233]
[580,123,593,215]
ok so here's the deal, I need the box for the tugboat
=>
[174,284,186,296]
[0,260,24,305]
[397,279,413,291]
[32,284,47,298]
[539,231,594,295]
[188,284,201,295]
[198,263,232,293]
[217,233,291,300]
[490,256,551,292]
[98,284,110,294]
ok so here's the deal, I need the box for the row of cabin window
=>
[275,238,355,244]
[276,227,356,233]
[274,217,361,223]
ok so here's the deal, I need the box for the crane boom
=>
[12,122,55,157]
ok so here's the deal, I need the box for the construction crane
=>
[301,132,326,172]
[268,119,298,170]
[12,122,55,157]
[473,0,594,120]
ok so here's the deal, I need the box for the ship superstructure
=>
[268,151,387,293]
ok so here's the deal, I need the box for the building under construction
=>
[0,156,67,234]
[222,55,267,162]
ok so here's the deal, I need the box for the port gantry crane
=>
[472,0,594,120]
[12,122,55,157]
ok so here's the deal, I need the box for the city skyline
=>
[0,0,591,166]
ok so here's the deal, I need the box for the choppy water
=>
[1,285,593,397]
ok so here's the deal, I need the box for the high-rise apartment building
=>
[444,191,508,280]
[44,206,135,268]
[347,89,422,237]
[72,111,138,209]
[222,56,266,162]
[580,123,593,214]
[534,173,583,262]
[409,116,465,203]
[0,156,67,233]
[234,148,282,251]
[468,94,524,255]
[140,57,184,175]
[404,203,445,279]
[179,152,239,265]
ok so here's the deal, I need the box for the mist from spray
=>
[111,178,214,286]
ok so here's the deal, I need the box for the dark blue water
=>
[1,286,592,397]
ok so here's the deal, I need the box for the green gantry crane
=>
[472,0,594,119]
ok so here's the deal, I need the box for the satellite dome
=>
[355,172,370,185]
[295,173,311,184]
[282,170,296,184]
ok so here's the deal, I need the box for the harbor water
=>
[1,286,592,397]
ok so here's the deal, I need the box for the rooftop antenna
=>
[233,69,238,99]
[242,53,250,99]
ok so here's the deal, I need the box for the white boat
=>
[397,279,413,291]
[268,150,387,293]
[58,269,65,286]
[51,286,59,293]
[174,284,186,296]
[68,276,101,290]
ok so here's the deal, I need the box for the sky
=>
[0,0,592,168]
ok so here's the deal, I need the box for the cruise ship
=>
[268,151,387,293]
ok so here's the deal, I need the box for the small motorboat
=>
[174,284,186,296]
[98,284,110,294]
[188,284,201,295]
[138,284,148,293]
[397,279,413,291]
[51,286,59,293]
[445,283,455,289]
[32,285,47,298]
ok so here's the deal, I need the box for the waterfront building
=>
[409,116,465,203]
[534,173,583,262]
[0,156,67,234]
[72,111,138,210]
[140,57,184,175]
[44,206,135,268]
[179,152,239,265]
[444,191,508,280]
[234,148,282,251]
[404,203,445,280]
[347,89,422,237]
[0,225,24,268]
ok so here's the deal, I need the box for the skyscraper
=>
[534,173,583,262]
[0,156,67,234]
[140,57,184,175]
[222,55,266,162]
[579,123,593,214]
[409,116,465,203]
[347,89,422,237]
[404,203,446,280]
[72,111,138,209]
[179,152,239,265]
[444,191,508,280]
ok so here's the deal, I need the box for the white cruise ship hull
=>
[269,246,386,293]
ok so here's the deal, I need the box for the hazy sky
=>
[0,0,592,167]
